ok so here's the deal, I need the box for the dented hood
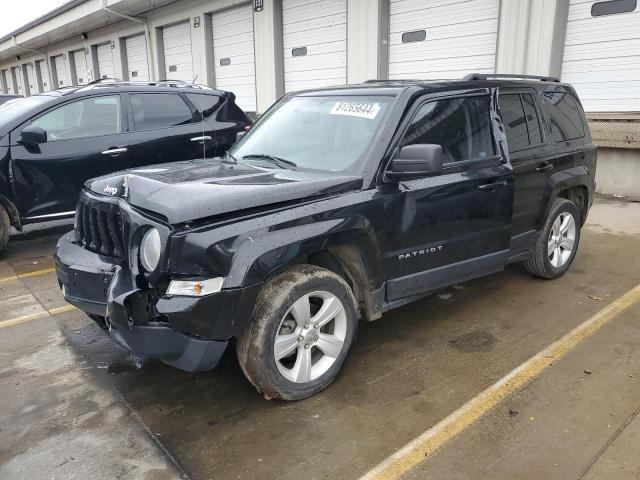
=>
[86,158,363,224]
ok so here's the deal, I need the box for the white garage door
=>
[125,34,149,81]
[73,50,89,85]
[96,43,114,79]
[53,55,67,87]
[163,22,193,82]
[561,0,640,112]
[25,63,37,94]
[213,5,256,112]
[37,59,51,91]
[282,0,347,92]
[388,0,500,80]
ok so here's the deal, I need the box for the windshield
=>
[230,95,393,173]
[0,95,56,131]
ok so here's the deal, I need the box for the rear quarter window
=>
[541,92,585,143]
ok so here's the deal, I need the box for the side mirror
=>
[20,125,47,145]
[386,144,443,179]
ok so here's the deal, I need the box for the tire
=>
[524,198,581,279]
[0,206,10,253]
[237,265,358,401]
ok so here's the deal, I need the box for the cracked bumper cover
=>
[54,231,257,372]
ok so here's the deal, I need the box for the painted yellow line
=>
[0,267,56,283]
[360,283,640,480]
[0,304,76,329]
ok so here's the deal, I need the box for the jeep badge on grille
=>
[104,185,119,196]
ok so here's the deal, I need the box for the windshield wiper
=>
[241,154,297,169]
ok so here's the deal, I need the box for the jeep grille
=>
[76,193,126,258]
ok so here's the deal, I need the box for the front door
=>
[382,90,514,301]
[10,94,129,220]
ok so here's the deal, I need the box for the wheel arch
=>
[0,193,21,230]
[227,218,386,323]
[538,166,591,230]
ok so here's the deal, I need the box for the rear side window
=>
[402,96,494,164]
[498,93,544,152]
[130,93,194,131]
[499,94,529,152]
[186,93,222,119]
[541,92,585,142]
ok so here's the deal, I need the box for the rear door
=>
[382,89,514,301]
[9,94,129,219]
[497,89,548,246]
[122,92,207,169]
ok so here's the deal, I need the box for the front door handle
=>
[101,147,127,156]
[190,136,212,142]
[477,180,507,191]
[536,162,553,173]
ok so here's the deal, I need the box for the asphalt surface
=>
[0,197,638,480]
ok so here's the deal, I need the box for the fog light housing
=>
[166,277,224,297]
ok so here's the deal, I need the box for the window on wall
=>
[401,96,494,164]
[130,93,194,130]
[591,0,637,16]
[541,92,585,143]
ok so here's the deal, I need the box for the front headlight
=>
[139,228,161,271]
[166,278,224,297]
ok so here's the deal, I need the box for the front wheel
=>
[524,198,581,279]
[237,265,358,400]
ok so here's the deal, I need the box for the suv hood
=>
[86,158,363,224]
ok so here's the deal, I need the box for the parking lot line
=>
[360,282,640,480]
[0,267,56,283]
[0,304,76,330]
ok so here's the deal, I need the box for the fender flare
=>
[537,165,591,230]
[225,216,385,291]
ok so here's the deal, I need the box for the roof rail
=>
[464,73,561,83]
[87,77,122,85]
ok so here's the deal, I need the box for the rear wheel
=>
[237,265,357,400]
[0,206,10,253]
[524,198,580,279]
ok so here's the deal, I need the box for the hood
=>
[86,158,363,224]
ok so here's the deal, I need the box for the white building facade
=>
[0,0,638,194]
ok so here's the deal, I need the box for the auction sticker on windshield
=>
[330,101,381,120]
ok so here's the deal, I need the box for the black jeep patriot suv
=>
[55,74,596,400]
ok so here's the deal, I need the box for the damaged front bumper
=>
[54,231,253,372]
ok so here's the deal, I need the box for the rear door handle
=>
[536,162,553,173]
[190,136,212,142]
[477,180,507,191]
[101,148,127,156]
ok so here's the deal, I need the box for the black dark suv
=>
[55,74,596,400]
[0,80,251,251]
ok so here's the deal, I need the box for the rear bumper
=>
[54,231,237,372]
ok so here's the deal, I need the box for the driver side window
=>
[401,96,494,164]
[31,95,122,141]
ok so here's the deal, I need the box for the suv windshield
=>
[230,95,392,172]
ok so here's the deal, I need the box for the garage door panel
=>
[37,60,50,91]
[283,25,345,50]
[561,0,640,111]
[390,57,495,79]
[96,44,114,79]
[54,56,67,87]
[390,2,498,33]
[283,0,345,18]
[163,22,193,82]
[284,53,346,74]
[213,4,256,112]
[283,67,346,82]
[388,0,499,80]
[125,34,149,81]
